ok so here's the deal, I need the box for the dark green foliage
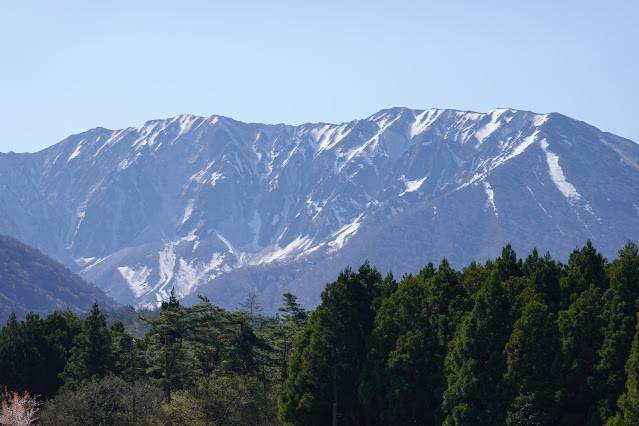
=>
[110,321,144,381]
[555,284,605,425]
[359,274,430,423]
[442,247,526,425]
[3,241,639,425]
[597,241,639,422]
[360,259,471,424]
[280,262,383,425]
[610,312,639,425]
[60,302,114,389]
[523,250,562,312]
[224,310,272,377]
[105,304,159,338]
[0,309,81,398]
[561,240,608,308]
[274,293,308,383]
[460,260,490,299]
[504,299,556,424]
[143,289,197,403]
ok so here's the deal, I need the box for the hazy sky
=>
[1,1,637,153]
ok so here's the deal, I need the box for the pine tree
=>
[143,289,190,404]
[275,293,308,382]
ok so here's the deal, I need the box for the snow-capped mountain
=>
[1,108,637,312]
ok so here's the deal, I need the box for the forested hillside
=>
[0,235,118,322]
[0,240,638,425]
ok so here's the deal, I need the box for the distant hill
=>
[0,235,118,323]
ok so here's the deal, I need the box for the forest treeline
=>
[1,240,639,425]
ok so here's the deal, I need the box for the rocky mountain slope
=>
[0,235,119,322]
[0,108,637,311]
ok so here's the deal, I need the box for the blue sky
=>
[0,1,637,153]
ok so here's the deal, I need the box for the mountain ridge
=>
[0,107,637,312]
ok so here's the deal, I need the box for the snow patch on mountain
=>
[182,200,195,225]
[67,140,85,163]
[475,110,504,145]
[411,109,443,138]
[328,214,363,253]
[483,181,498,217]
[217,234,235,256]
[243,235,316,265]
[117,266,152,298]
[158,241,178,286]
[172,252,225,298]
[540,138,581,204]
[400,175,428,196]
[460,116,548,189]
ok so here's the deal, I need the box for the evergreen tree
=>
[144,289,191,403]
[442,246,524,425]
[280,262,383,425]
[358,273,430,423]
[610,311,639,425]
[461,260,491,299]
[224,310,272,378]
[524,250,562,312]
[504,298,556,425]
[185,298,228,383]
[555,284,605,425]
[110,321,143,382]
[596,241,639,421]
[275,293,308,383]
[561,240,608,308]
[60,302,113,389]
[0,312,26,392]
[43,309,82,393]
[19,313,50,396]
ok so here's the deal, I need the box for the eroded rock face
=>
[1,108,637,312]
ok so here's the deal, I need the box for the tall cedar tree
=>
[610,311,639,424]
[359,271,431,424]
[279,262,386,425]
[594,242,639,421]
[359,259,470,424]
[560,240,608,308]
[555,284,605,425]
[442,245,522,425]
[503,297,557,425]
